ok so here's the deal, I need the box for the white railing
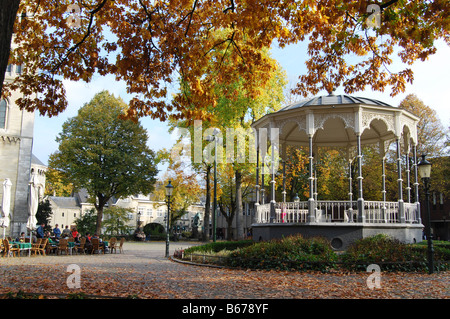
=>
[255,200,420,224]
[316,201,357,222]
[275,202,309,223]
[365,201,399,223]
[255,203,271,223]
[404,202,420,224]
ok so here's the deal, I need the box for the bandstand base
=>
[251,222,424,250]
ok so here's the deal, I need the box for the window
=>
[0,99,7,129]
[137,207,145,215]
[147,208,153,217]
[157,209,163,217]
[6,64,12,73]
[16,64,22,74]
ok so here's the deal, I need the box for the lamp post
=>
[165,180,174,258]
[137,211,141,230]
[206,129,220,242]
[417,154,434,274]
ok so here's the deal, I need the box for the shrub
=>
[183,240,253,255]
[341,234,450,272]
[180,235,450,273]
[226,235,338,272]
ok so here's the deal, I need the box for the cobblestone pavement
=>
[0,242,448,300]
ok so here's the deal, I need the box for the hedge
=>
[183,240,253,254]
[179,234,450,272]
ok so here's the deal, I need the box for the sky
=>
[31,39,450,175]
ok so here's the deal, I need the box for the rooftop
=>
[278,94,393,112]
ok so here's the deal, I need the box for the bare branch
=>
[51,0,108,73]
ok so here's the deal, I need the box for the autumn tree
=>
[398,94,449,157]
[2,1,448,122]
[153,152,203,237]
[45,168,75,197]
[277,146,349,202]
[49,91,158,234]
[168,28,286,240]
[276,146,309,201]
[216,163,254,240]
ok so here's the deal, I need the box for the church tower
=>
[1,49,36,237]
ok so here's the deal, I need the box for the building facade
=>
[48,191,205,236]
[421,190,450,241]
[0,54,41,237]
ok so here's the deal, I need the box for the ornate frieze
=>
[1,135,21,143]
[361,111,395,133]
[313,112,355,132]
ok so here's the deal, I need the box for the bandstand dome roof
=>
[278,94,393,112]
[252,93,419,149]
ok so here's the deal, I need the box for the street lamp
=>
[417,154,434,274]
[165,180,174,258]
[293,193,300,203]
[136,211,141,230]
[206,128,220,242]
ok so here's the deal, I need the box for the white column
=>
[405,147,411,203]
[261,155,265,205]
[308,135,315,222]
[413,144,421,224]
[396,138,405,223]
[255,130,260,206]
[356,134,365,223]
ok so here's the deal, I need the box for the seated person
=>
[15,232,26,242]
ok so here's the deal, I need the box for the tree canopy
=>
[48,90,158,234]
[2,0,448,122]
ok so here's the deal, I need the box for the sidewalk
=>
[0,241,448,299]
[0,241,199,269]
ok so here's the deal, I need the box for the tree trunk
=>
[95,193,108,235]
[202,164,211,242]
[235,169,244,240]
[0,0,20,94]
[95,205,104,235]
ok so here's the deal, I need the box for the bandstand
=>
[251,94,424,250]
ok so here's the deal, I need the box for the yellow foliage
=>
[2,0,448,120]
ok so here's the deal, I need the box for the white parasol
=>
[1,178,12,239]
[27,174,39,255]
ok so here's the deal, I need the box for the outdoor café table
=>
[68,241,75,255]
[11,241,31,256]
[102,241,108,253]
